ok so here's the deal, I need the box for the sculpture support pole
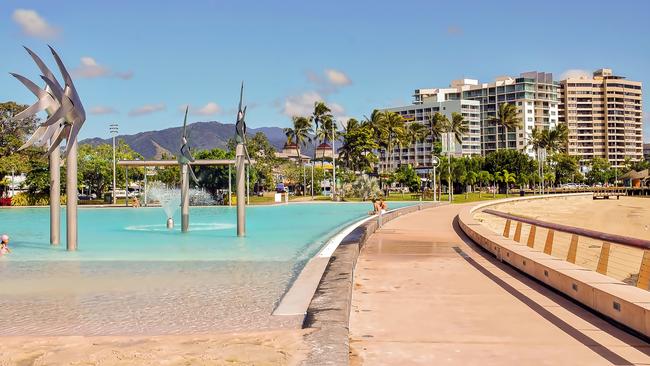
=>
[66,139,78,251]
[50,143,60,245]
[181,164,189,232]
[235,143,246,236]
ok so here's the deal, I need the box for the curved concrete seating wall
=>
[458,194,650,338]
[302,201,439,365]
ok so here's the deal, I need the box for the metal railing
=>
[482,209,650,290]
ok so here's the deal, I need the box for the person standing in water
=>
[0,234,11,256]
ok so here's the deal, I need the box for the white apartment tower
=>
[381,99,481,171]
[414,72,559,157]
[558,68,643,169]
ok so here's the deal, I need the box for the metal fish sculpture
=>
[178,106,199,183]
[235,82,251,163]
[10,46,86,157]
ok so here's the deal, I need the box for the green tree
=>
[585,157,614,185]
[382,111,406,172]
[495,169,516,197]
[394,164,421,192]
[488,103,522,151]
[447,112,469,145]
[550,153,580,184]
[405,122,429,167]
[339,118,378,173]
[477,170,493,198]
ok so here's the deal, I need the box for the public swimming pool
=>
[0,202,414,336]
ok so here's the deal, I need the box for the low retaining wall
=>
[457,194,650,339]
[301,201,440,365]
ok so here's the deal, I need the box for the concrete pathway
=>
[349,204,650,365]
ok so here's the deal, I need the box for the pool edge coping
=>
[280,201,445,365]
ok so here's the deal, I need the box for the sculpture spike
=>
[23,46,64,96]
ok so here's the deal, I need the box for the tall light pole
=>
[447,132,452,203]
[110,123,119,204]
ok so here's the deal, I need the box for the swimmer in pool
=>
[0,234,10,255]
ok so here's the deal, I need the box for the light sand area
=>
[475,195,650,284]
[0,329,310,366]
[480,195,650,238]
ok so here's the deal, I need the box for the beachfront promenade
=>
[349,204,650,365]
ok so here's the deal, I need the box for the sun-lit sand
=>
[0,329,310,365]
[474,195,650,284]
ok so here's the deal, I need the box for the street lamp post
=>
[447,132,452,203]
[332,121,337,199]
[431,156,440,202]
[110,123,118,204]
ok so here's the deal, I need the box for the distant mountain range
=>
[80,121,318,159]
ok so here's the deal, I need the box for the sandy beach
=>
[475,195,650,284]
[0,329,310,366]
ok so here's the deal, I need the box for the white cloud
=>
[325,69,351,86]
[129,103,165,117]
[89,106,117,115]
[72,57,133,79]
[73,57,110,78]
[559,69,592,80]
[179,102,222,116]
[281,92,348,122]
[329,102,346,116]
[282,91,323,117]
[12,9,60,39]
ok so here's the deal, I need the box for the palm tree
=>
[311,101,332,161]
[284,116,311,195]
[477,170,492,198]
[495,169,517,197]
[383,111,406,172]
[546,123,569,153]
[339,118,358,170]
[315,114,335,167]
[364,110,388,171]
[447,112,469,146]
[465,171,478,199]
[406,122,429,167]
[488,103,522,151]
[428,112,447,141]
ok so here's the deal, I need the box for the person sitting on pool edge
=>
[369,198,380,215]
[0,234,10,256]
[379,197,388,214]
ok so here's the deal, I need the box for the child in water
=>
[0,234,10,256]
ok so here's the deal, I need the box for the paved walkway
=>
[349,204,650,365]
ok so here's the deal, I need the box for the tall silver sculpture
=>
[177,106,198,232]
[235,83,249,236]
[10,46,86,251]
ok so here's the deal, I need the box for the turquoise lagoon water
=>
[0,202,414,336]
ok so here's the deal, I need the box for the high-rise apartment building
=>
[380,99,480,171]
[643,143,650,162]
[414,72,559,157]
[558,68,643,169]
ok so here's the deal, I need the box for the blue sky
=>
[1,0,649,141]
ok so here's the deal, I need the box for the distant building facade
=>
[413,72,559,157]
[558,68,643,169]
[644,143,650,161]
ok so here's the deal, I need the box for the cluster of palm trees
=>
[340,109,470,173]
[283,101,337,167]
[282,100,575,199]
